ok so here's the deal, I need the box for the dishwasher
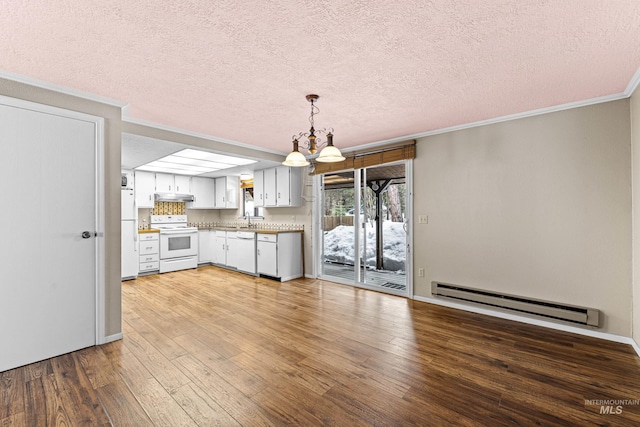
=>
[235,231,257,274]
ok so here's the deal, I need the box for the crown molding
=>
[346,92,629,152]
[624,64,640,97]
[0,69,126,107]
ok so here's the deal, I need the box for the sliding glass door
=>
[321,171,357,283]
[320,161,409,296]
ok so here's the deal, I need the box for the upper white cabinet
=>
[276,166,302,207]
[155,173,190,193]
[135,171,155,208]
[174,175,191,193]
[263,168,277,207]
[255,166,302,208]
[215,176,239,209]
[190,176,216,209]
[253,170,264,207]
[155,173,174,193]
[134,171,240,210]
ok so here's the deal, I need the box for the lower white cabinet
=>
[257,232,303,281]
[139,232,159,272]
[226,232,238,269]
[215,230,238,267]
[198,230,213,264]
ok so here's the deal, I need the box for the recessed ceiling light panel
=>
[135,148,257,176]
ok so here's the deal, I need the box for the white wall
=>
[413,100,632,335]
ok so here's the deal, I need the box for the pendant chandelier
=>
[282,94,345,167]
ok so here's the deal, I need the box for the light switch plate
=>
[418,215,428,224]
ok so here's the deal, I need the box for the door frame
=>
[312,159,414,299]
[0,95,106,345]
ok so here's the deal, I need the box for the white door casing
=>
[0,95,104,372]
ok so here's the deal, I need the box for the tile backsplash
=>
[152,201,185,215]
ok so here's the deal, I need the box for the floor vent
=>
[431,281,600,327]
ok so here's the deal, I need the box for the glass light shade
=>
[282,150,310,167]
[316,144,345,163]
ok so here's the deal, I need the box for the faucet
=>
[245,212,252,228]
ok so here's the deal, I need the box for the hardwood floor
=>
[2,266,640,426]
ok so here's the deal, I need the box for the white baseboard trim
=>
[629,338,640,358]
[413,295,640,356]
[101,333,123,344]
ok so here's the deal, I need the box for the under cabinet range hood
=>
[154,193,195,202]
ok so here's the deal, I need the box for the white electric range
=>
[150,215,199,273]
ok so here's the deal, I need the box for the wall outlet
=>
[418,215,428,224]
[418,268,425,277]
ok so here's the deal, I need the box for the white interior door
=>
[0,100,98,372]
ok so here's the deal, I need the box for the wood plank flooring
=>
[2,265,640,426]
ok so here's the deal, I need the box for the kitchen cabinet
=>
[155,173,191,193]
[135,171,156,208]
[189,176,216,209]
[226,231,238,269]
[215,230,228,265]
[253,170,264,207]
[215,176,239,209]
[263,168,276,207]
[257,232,303,281]
[139,233,159,272]
[276,166,303,207]
[254,167,302,208]
[155,173,174,193]
[198,230,213,264]
[174,175,191,193]
[214,230,237,268]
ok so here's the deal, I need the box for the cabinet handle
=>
[257,248,260,256]
[278,192,280,199]
[169,185,172,191]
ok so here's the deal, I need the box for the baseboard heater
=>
[431,281,600,327]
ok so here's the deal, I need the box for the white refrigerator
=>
[121,188,138,280]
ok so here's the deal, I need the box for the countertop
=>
[137,227,303,234]
[197,227,303,234]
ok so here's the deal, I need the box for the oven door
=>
[160,230,198,259]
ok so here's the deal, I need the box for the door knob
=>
[81,231,92,239]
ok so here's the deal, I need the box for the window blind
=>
[311,140,416,175]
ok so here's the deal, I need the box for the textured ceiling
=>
[2,1,640,155]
